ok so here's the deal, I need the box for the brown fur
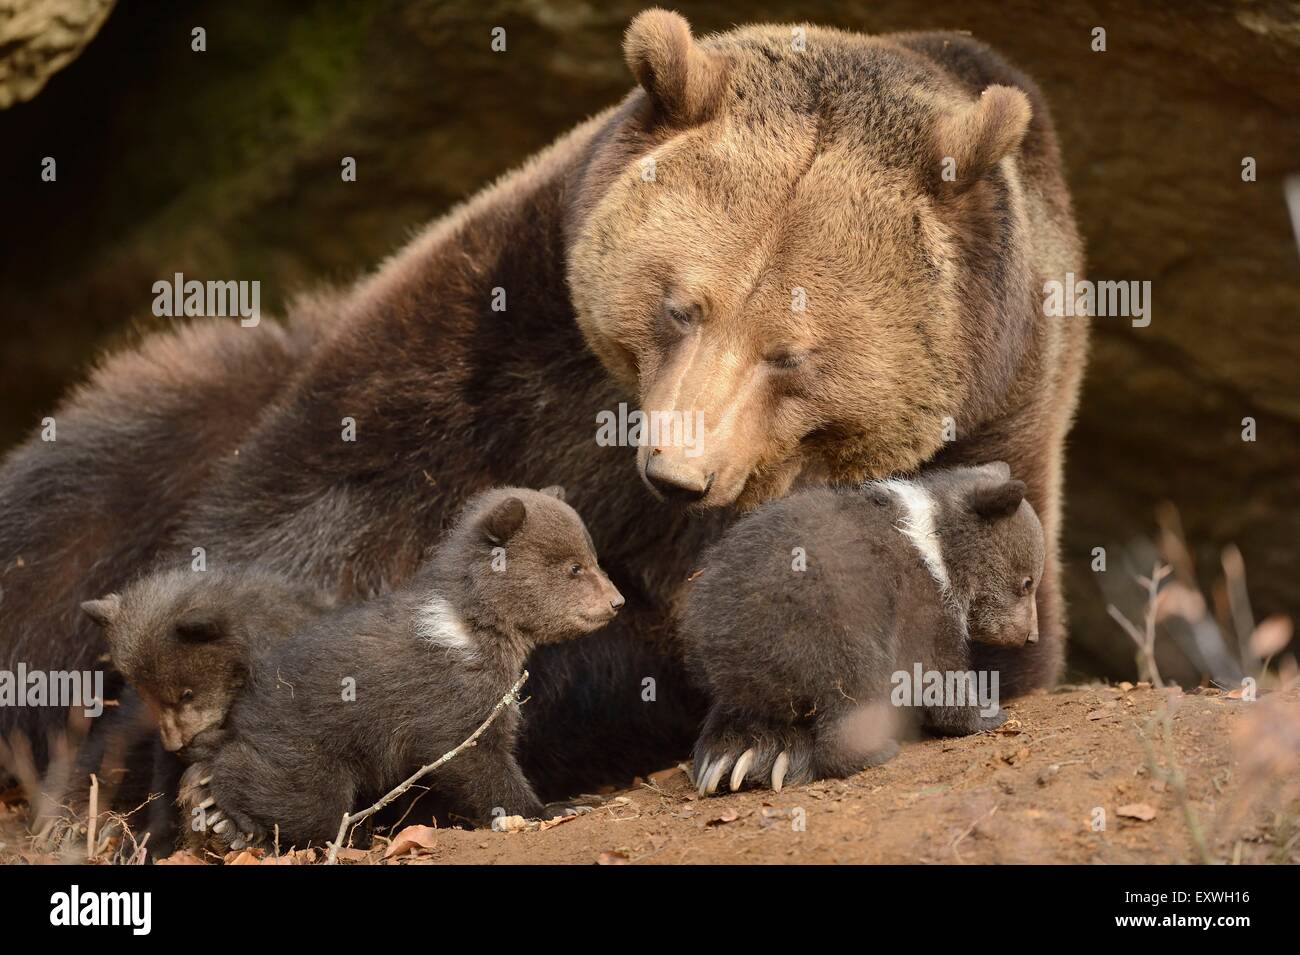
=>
[0,312,329,770]
[569,12,1085,690]
[0,12,1085,808]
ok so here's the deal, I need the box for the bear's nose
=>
[610,594,625,611]
[644,453,712,503]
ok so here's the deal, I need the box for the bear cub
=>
[87,486,623,850]
[681,463,1043,796]
[83,568,336,757]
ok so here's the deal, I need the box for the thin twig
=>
[325,670,529,864]
[1108,562,1170,688]
[86,774,99,861]
[950,804,1000,864]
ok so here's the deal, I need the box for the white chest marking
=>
[877,479,950,593]
[415,596,475,655]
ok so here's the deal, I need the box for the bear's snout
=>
[644,451,712,503]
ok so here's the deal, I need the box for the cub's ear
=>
[932,85,1031,196]
[967,480,1027,520]
[539,485,566,502]
[81,595,122,629]
[174,615,224,643]
[623,9,725,125]
[481,496,527,545]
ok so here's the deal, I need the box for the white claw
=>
[199,776,212,786]
[772,751,790,793]
[705,757,730,795]
[695,757,712,794]
[730,749,755,792]
[199,796,215,810]
[212,819,231,834]
[230,838,245,851]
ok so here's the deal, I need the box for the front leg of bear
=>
[441,746,546,825]
[693,705,899,796]
[693,707,812,795]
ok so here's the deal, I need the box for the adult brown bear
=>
[0,11,1085,813]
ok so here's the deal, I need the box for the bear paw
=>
[179,762,265,853]
[692,722,817,796]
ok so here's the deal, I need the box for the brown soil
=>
[3,684,1296,866]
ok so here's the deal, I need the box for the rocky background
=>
[1,0,1297,680]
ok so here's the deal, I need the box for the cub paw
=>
[178,763,265,853]
[692,718,816,796]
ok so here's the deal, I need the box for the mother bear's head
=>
[566,10,1036,510]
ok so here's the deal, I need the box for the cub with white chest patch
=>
[99,487,622,849]
[681,463,1043,795]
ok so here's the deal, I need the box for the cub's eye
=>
[1020,577,1034,596]
[569,563,583,577]
[180,689,194,702]
[766,349,808,371]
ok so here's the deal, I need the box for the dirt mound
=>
[9,684,1290,866]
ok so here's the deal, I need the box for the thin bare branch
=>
[325,670,529,864]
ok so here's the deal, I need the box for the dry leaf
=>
[1118,681,1134,692]
[535,813,580,832]
[1117,803,1158,821]
[384,824,438,858]
[263,847,318,865]
[1086,709,1106,721]
[490,815,528,833]
[706,809,741,827]
[1250,615,1294,659]
[597,850,629,865]
[227,849,263,865]
[156,850,207,865]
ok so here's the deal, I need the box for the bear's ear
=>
[480,496,527,545]
[539,485,566,502]
[623,9,725,125]
[967,479,1027,520]
[81,594,121,629]
[931,85,1031,196]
